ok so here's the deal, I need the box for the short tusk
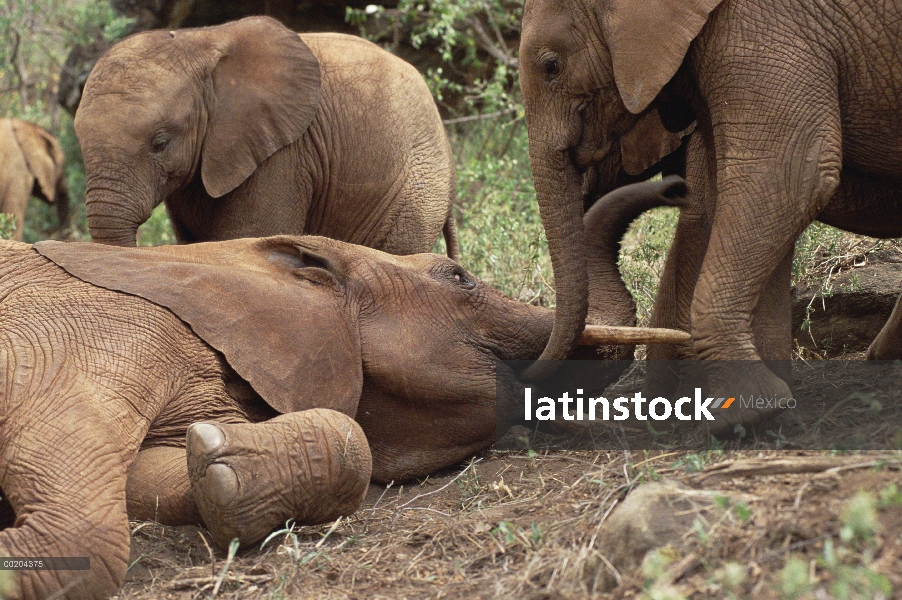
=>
[578,325,691,346]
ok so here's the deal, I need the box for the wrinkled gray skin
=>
[0,178,685,600]
[0,119,69,241]
[75,16,458,258]
[519,0,902,431]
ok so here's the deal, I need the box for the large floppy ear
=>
[34,236,362,417]
[604,0,723,114]
[11,119,65,203]
[193,16,321,198]
[620,108,695,176]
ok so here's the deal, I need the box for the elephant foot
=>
[187,409,372,549]
[704,361,793,436]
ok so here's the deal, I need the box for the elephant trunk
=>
[520,145,590,380]
[513,176,689,363]
[85,186,154,246]
[583,175,689,358]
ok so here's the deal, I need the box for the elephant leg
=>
[127,445,202,525]
[691,83,842,433]
[186,409,371,549]
[0,407,131,600]
[645,133,711,396]
[819,172,902,362]
[0,173,32,242]
[868,293,902,359]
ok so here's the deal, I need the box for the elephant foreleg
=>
[645,133,711,396]
[0,402,130,600]
[186,409,371,549]
[0,172,32,242]
[690,69,842,432]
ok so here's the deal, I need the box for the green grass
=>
[442,117,553,306]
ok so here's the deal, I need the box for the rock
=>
[792,248,902,355]
[587,480,721,591]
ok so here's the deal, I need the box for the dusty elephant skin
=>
[0,118,69,241]
[518,0,902,432]
[75,15,459,258]
[0,179,686,600]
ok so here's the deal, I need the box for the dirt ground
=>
[119,447,902,600]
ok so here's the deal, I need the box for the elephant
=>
[518,0,902,432]
[0,178,688,599]
[74,16,459,259]
[867,296,902,359]
[0,118,69,242]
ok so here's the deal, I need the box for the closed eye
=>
[297,252,330,271]
[149,132,171,154]
[452,267,476,289]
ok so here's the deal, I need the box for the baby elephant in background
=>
[0,119,69,241]
[76,16,459,257]
[0,179,686,599]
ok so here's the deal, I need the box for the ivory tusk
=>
[577,324,691,346]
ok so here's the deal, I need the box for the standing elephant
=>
[75,16,459,258]
[518,0,902,431]
[0,118,69,241]
[0,179,686,600]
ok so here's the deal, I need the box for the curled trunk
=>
[85,194,147,246]
[524,175,689,377]
[582,175,688,359]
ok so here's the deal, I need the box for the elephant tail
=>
[443,208,460,262]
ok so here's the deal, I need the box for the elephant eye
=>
[452,267,476,289]
[149,133,170,154]
[543,56,561,77]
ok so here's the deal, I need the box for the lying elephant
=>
[75,16,458,257]
[0,179,686,599]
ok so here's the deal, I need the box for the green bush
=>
[0,214,16,240]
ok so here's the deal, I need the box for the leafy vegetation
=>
[347,0,521,116]
[0,213,16,240]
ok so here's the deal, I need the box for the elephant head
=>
[74,16,321,246]
[518,0,719,374]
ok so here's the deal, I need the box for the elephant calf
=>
[0,179,686,599]
[76,16,459,258]
[0,119,69,241]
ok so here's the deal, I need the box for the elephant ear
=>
[197,16,321,198]
[620,108,695,176]
[605,0,724,114]
[34,236,362,417]
[11,119,65,203]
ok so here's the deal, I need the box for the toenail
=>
[189,423,225,454]
[203,463,240,505]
